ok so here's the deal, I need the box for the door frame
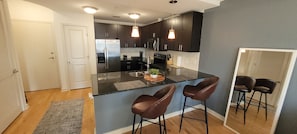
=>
[62,24,91,90]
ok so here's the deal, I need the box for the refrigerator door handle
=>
[105,48,109,69]
[104,48,107,69]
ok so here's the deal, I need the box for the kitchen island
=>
[92,67,215,133]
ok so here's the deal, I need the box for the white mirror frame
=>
[224,48,297,134]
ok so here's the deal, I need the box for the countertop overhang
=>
[93,67,214,95]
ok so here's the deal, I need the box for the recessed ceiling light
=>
[128,13,140,19]
[83,6,98,14]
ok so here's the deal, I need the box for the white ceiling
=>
[26,0,223,25]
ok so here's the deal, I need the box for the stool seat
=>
[179,77,219,134]
[246,79,276,120]
[132,95,159,118]
[253,86,271,93]
[234,85,249,92]
[131,85,176,134]
[233,76,255,124]
[183,85,198,98]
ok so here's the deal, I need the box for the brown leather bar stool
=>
[234,76,255,124]
[179,77,219,134]
[131,84,176,134]
[246,78,276,120]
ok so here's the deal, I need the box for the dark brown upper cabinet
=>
[118,25,141,48]
[95,23,118,39]
[140,22,161,49]
[95,23,140,48]
[141,11,203,52]
[179,11,203,52]
[160,15,183,51]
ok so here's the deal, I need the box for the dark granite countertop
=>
[92,67,214,96]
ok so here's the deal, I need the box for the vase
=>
[150,74,158,78]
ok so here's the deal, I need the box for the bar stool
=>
[233,76,255,124]
[131,84,176,134]
[179,77,219,134]
[246,78,276,120]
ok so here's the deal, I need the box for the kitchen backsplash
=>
[120,48,147,58]
[120,48,200,71]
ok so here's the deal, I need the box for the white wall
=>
[7,0,96,90]
[8,0,53,22]
[53,12,96,90]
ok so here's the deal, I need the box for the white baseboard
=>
[103,104,224,134]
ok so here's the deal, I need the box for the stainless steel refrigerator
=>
[96,39,121,73]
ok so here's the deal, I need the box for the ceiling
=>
[26,0,224,25]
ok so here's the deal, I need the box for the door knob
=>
[12,69,19,74]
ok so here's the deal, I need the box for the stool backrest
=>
[255,79,277,94]
[235,76,256,92]
[192,77,219,100]
[142,84,176,119]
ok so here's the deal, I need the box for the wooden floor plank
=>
[3,88,236,134]
[124,110,235,134]
[3,88,95,134]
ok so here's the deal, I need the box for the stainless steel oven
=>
[151,53,167,70]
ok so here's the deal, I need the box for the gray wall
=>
[94,80,202,133]
[199,0,297,133]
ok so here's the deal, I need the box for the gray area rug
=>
[33,99,84,134]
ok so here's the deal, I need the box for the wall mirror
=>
[224,48,297,134]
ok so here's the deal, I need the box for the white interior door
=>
[0,1,23,132]
[11,20,60,91]
[64,25,91,89]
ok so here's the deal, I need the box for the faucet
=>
[146,56,150,71]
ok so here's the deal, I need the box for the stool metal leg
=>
[162,114,167,134]
[132,114,136,134]
[204,101,209,134]
[258,93,263,113]
[243,92,246,124]
[247,91,256,111]
[179,97,187,132]
[159,116,162,134]
[236,92,241,113]
[140,117,143,134]
[265,93,268,120]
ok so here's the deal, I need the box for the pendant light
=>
[168,0,177,39]
[168,19,175,39]
[131,19,140,37]
[129,13,140,37]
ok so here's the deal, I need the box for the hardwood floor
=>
[124,110,234,134]
[3,88,95,134]
[225,103,274,134]
[3,88,235,134]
